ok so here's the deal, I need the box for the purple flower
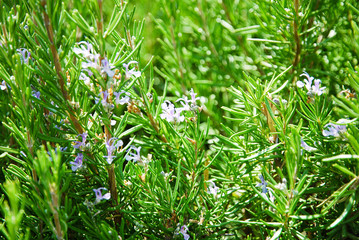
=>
[114,91,130,105]
[73,132,88,150]
[125,146,141,162]
[70,153,84,171]
[301,138,317,152]
[101,58,115,78]
[104,137,123,164]
[80,52,101,76]
[256,175,268,194]
[123,61,141,79]
[179,225,190,240]
[160,100,184,123]
[96,90,114,109]
[93,187,111,203]
[297,72,326,96]
[32,90,40,99]
[323,120,347,137]
[17,48,31,64]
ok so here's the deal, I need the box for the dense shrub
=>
[1,0,359,239]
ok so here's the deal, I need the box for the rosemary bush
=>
[1,0,359,239]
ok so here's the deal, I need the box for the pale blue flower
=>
[176,96,191,111]
[73,41,94,59]
[101,58,115,78]
[93,187,111,203]
[123,61,141,79]
[81,55,101,76]
[297,72,314,90]
[96,90,114,109]
[70,153,84,171]
[114,91,131,105]
[323,120,347,137]
[256,175,268,194]
[125,146,141,162]
[297,72,325,96]
[32,90,40,99]
[176,88,200,111]
[17,48,31,64]
[160,100,184,123]
[1,80,7,91]
[74,132,88,150]
[189,88,200,105]
[104,137,123,164]
[312,79,325,96]
[301,138,317,152]
[207,181,219,196]
[74,42,117,78]
[179,225,190,240]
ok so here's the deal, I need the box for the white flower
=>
[1,80,7,91]
[73,41,94,59]
[160,100,185,123]
[275,178,287,192]
[207,181,219,197]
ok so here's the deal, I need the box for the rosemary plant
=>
[1,0,359,239]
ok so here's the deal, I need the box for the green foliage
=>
[0,0,359,239]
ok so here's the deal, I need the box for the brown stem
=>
[107,164,121,228]
[147,112,168,143]
[1,23,8,46]
[126,30,134,50]
[50,184,63,240]
[41,1,83,134]
[97,0,103,36]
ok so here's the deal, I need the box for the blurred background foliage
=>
[129,0,359,131]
